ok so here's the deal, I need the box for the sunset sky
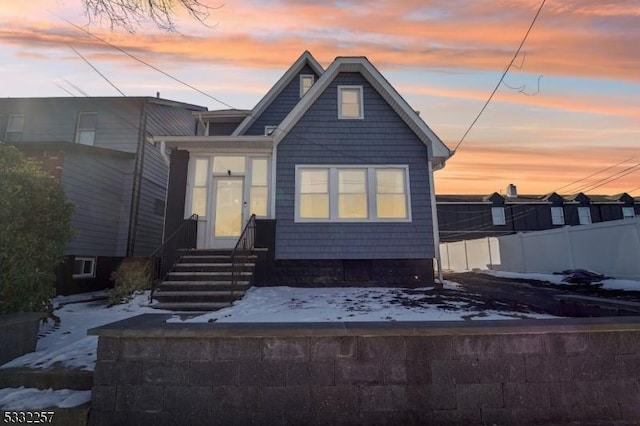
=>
[0,0,638,195]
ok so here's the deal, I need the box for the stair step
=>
[173,263,255,272]
[154,290,245,298]
[159,282,250,291]
[0,367,93,391]
[152,302,232,311]
[180,255,257,262]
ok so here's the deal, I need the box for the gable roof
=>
[272,56,452,169]
[232,51,324,136]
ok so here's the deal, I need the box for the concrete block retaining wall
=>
[89,315,640,425]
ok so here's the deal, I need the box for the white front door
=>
[211,176,245,248]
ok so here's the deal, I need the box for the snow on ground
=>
[483,270,640,291]
[1,291,171,372]
[0,387,91,410]
[168,282,556,324]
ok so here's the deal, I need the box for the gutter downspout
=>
[126,101,147,256]
[428,159,444,289]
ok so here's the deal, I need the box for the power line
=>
[53,12,235,109]
[63,78,90,97]
[575,162,640,194]
[53,81,76,97]
[69,45,126,96]
[551,156,636,194]
[453,0,546,152]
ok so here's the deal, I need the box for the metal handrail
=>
[149,214,198,301]
[230,214,256,299]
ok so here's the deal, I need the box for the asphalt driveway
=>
[443,272,640,317]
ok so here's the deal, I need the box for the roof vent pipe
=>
[506,183,517,198]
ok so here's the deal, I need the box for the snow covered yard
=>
[168,281,556,323]
[0,280,557,410]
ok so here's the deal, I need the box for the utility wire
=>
[53,81,76,97]
[575,162,640,194]
[453,0,546,152]
[551,156,636,194]
[54,12,235,109]
[63,78,90,97]
[69,45,126,96]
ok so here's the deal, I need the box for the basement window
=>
[73,257,96,279]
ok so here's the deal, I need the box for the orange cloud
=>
[436,144,640,195]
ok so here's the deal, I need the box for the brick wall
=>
[89,316,640,425]
[25,149,64,182]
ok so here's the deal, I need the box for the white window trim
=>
[294,165,411,223]
[622,206,635,219]
[299,74,314,97]
[491,207,506,226]
[264,125,277,136]
[5,114,24,140]
[551,206,565,225]
[73,257,96,279]
[578,206,592,225]
[337,85,364,120]
[75,112,97,145]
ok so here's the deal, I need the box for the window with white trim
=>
[75,112,97,146]
[551,207,565,225]
[578,206,592,224]
[73,257,96,279]
[300,74,314,97]
[491,207,506,225]
[338,86,363,119]
[190,158,209,216]
[264,125,277,136]
[5,114,24,142]
[296,166,410,222]
[622,207,635,219]
[250,157,269,217]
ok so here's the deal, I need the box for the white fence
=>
[439,217,640,280]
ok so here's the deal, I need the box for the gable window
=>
[551,207,565,225]
[300,75,314,97]
[296,165,410,222]
[491,207,506,225]
[338,86,363,119]
[5,114,24,142]
[578,206,592,225]
[75,112,97,145]
[73,257,96,279]
[264,125,277,136]
[622,207,635,219]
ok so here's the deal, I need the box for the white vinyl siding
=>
[296,165,410,222]
[551,207,565,225]
[578,207,592,225]
[491,207,506,225]
[338,86,363,119]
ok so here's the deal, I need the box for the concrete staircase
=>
[151,249,255,311]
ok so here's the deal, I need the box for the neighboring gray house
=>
[0,97,206,294]
[157,52,452,286]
